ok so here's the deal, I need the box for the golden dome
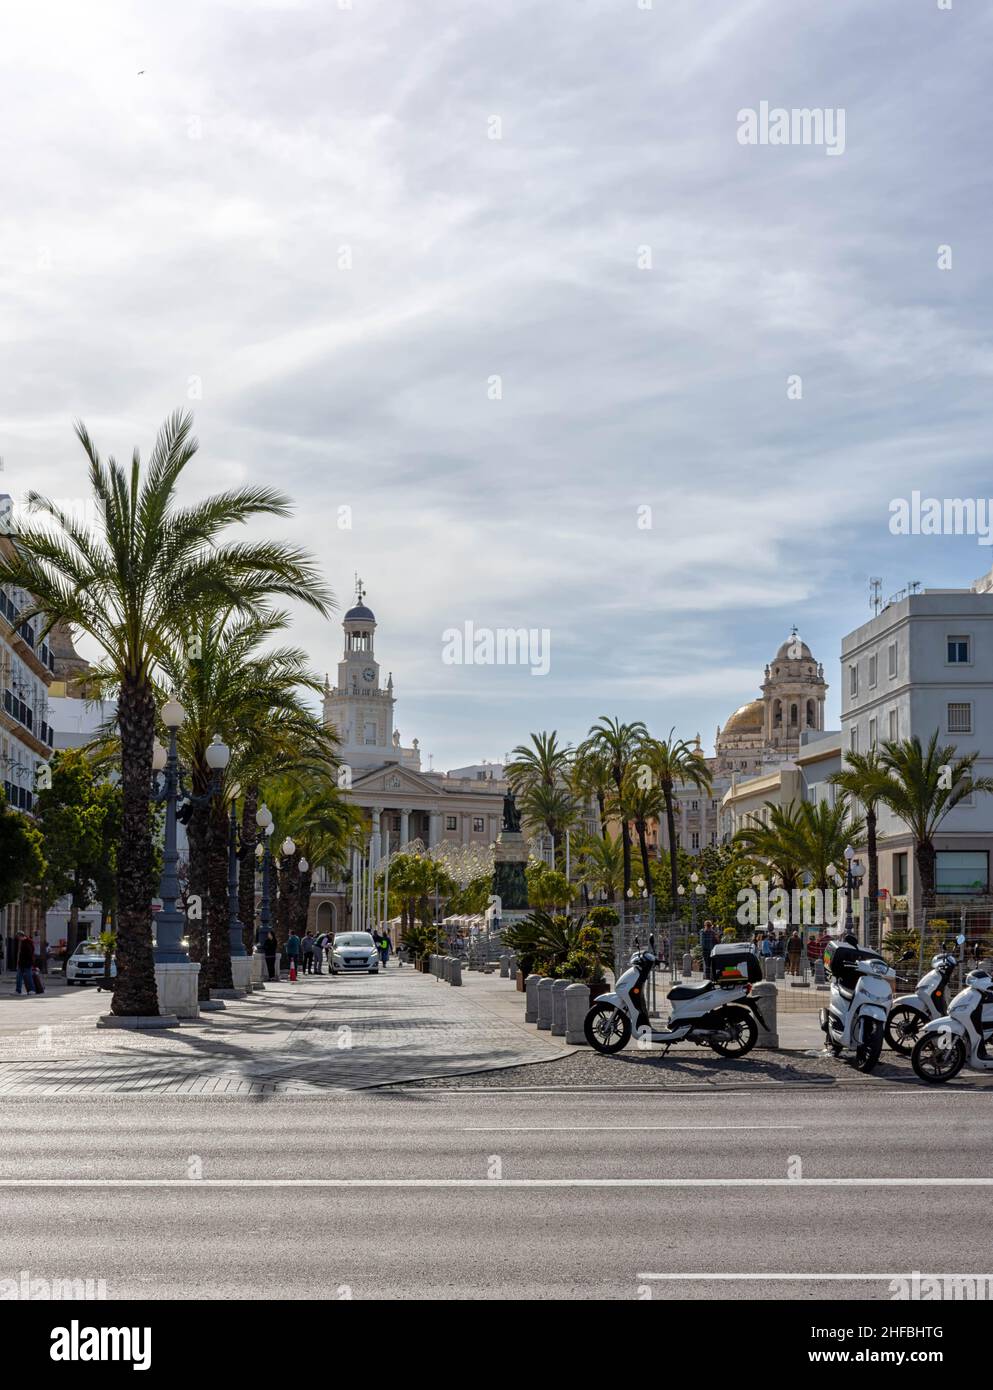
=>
[722,699,763,734]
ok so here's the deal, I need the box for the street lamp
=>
[843,845,865,938]
[255,805,274,946]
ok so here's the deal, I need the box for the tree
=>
[0,411,331,1015]
[640,731,712,914]
[34,749,121,952]
[516,782,579,861]
[584,717,647,896]
[829,749,889,941]
[612,766,664,895]
[570,743,613,839]
[0,792,46,912]
[506,731,573,863]
[877,733,993,914]
[733,801,806,895]
[574,833,624,903]
[792,797,865,891]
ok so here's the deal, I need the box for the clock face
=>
[362,666,376,683]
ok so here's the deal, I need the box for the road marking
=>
[462,1125,801,1132]
[636,1272,962,1282]
[5,1176,993,1188]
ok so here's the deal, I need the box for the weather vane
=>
[354,572,365,604]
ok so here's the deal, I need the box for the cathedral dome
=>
[722,699,763,734]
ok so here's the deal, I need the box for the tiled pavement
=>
[0,966,569,1096]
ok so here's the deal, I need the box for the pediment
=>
[350,764,442,796]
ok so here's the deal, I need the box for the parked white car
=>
[330,932,380,975]
[65,940,116,986]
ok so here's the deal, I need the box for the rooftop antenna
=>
[869,577,882,615]
[908,579,921,595]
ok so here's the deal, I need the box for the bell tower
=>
[322,577,397,769]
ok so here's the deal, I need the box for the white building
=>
[842,578,993,915]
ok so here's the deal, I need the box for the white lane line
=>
[637,1273,954,1282]
[462,1126,801,1132]
[4,1176,993,1188]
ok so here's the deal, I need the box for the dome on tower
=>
[344,602,375,623]
[773,634,813,663]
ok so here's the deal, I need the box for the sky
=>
[1,0,991,770]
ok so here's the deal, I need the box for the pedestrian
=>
[301,932,315,974]
[760,932,773,959]
[699,920,716,976]
[379,932,390,968]
[313,933,327,974]
[14,932,35,996]
[263,929,277,981]
[787,929,802,975]
[285,930,301,977]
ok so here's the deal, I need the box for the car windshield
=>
[334,934,374,948]
[73,943,103,955]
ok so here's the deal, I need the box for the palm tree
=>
[570,742,613,839]
[584,717,647,896]
[506,731,574,866]
[575,833,624,903]
[877,734,993,914]
[641,732,712,913]
[733,801,806,895]
[612,768,664,896]
[829,749,889,938]
[0,412,331,1016]
[792,797,865,891]
[516,782,579,862]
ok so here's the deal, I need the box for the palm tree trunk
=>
[187,802,210,1000]
[597,792,607,840]
[206,799,233,991]
[112,677,160,1016]
[636,818,653,895]
[296,864,313,937]
[239,785,259,953]
[865,806,879,948]
[664,790,679,915]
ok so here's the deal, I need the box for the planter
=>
[587,977,608,1001]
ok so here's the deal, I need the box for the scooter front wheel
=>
[854,1017,884,1072]
[885,1004,927,1056]
[708,1007,758,1058]
[912,1033,966,1083]
[584,1004,632,1055]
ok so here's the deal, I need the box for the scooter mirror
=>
[900,950,914,961]
[956,934,967,946]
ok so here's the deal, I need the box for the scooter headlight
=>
[869,958,890,976]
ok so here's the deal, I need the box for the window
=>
[472,817,484,832]
[868,717,877,747]
[391,816,400,832]
[445,816,458,831]
[691,832,700,850]
[935,851,988,895]
[947,635,971,664]
[888,708,899,741]
[894,852,908,897]
[690,799,698,811]
[363,721,377,745]
[888,643,898,678]
[709,831,717,846]
[849,664,858,698]
[947,702,972,734]
[868,654,877,688]
[849,726,859,754]
[711,799,718,810]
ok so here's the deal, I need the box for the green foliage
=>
[0,791,46,907]
[503,909,583,976]
[35,748,121,914]
[587,905,619,930]
[525,861,575,911]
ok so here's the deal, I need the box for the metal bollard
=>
[763,957,777,982]
[508,952,518,979]
[449,957,462,986]
[499,954,510,978]
[564,983,591,1045]
[524,974,541,1023]
[536,977,555,1031]
[751,981,779,1048]
[551,979,571,1036]
[443,956,452,982]
[682,952,693,978]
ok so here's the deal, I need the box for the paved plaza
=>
[0,965,571,1096]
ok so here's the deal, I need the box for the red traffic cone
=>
[289,962,297,982]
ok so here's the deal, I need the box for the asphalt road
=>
[2,1086,992,1299]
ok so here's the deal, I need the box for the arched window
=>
[807,699,816,728]
[790,703,798,725]
[773,699,782,726]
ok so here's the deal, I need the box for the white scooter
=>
[584,940,767,1058]
[885,942,961,1056]
[912,943,993,1083]
[819,934,895,1072]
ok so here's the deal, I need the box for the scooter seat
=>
[668,982,715,1001]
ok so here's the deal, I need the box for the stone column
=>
[369,806,383,866]
[428,810,440,847]
[461,813,469,845]
[399,809,409,847]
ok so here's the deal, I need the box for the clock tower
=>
[322,578,398,770]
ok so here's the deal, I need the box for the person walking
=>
[787,929,802,976]
[379,932,390,968]
[301,933,315,974]
[699,920,716,977]
[262,929,277,981]
[760,932,773,959]
[285,930,301,978]
[14,933,35,996]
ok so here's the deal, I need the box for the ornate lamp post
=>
[255,804,274,945]
[223,779,246,960]
[843,845,865,938]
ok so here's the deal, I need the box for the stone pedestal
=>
[537,977,555,1030]
[154,961,201,1020]
[250,953,265,990]
[492,831,529,911]
[565,983,590,1044]
[524,973,541,1023]
[231,957,253,994]
[751,981,779,1048]
[551,979,571,1036]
